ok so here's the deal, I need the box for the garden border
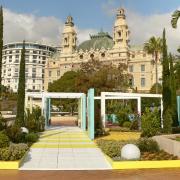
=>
[105,155,180,169]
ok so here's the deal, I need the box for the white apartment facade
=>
[2,42,57,92]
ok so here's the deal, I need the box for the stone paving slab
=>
[20,126,111,170]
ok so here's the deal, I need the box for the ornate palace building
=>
[44,8,162,92]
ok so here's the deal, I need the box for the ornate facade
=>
[44,8,162,92]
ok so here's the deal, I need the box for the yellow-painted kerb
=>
[32,143,97,148]
[0,161,19,169]
[105,155,180,169]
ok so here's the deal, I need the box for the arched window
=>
[79,55,83,59]
[64,38,68,44]
[101,53,105,58]
[118,31,121,37]
[90,54,94,59]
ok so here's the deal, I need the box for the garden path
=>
[20,126,111,170]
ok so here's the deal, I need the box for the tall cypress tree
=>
[169,54,178,126]
[16,41,26,126]
[0,6,3,98]
[162,29,172,133]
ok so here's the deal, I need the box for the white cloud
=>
[102,3,180,53]
[4,7,180,53]
[3,8,97,46]
[126,9,180,53]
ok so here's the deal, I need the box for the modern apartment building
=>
[2,42,57,92]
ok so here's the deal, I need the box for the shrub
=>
[117,111,129,126]
[137,138,159,153]
[130,120,139,130]
[141,108,161,137]
[25,133,39,143]
[9,143,28,161]
[122,121,132,128]
[5,124,24,143]
[96,139,137,158]
[0,143,29,161]
[24,107,45,132]
[0,132,9,148]
[0,148,10,161]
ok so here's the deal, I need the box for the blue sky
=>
[0,0,180,53]
[0,0,180,30]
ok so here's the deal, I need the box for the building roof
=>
[78,31,114,51]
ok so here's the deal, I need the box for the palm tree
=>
[144,37,162,94]
[171,10,180,28]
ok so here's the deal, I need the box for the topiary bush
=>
[0,132,9,148]
[122,121,132,128]
[137,138,159,153]
[25,133,39,143]
[141,108,161,137]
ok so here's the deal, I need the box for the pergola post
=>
[101,93,106,128]
[78,98,81,127]
[30,97,33,113]
[82,94,86,131]
[137,96,141,129]
[161,98,163,128]
[48,98,51,125]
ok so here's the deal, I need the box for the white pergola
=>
[94,92,163,128]
[25,92,86,130]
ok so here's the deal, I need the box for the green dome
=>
[78,31,114,51]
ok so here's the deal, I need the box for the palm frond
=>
[171,10,180,28]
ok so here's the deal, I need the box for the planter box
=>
[105,156,180,170]
[153,134,180,157]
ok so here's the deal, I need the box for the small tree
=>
[162,29,172,133]
[169,54,178,126]
[141,108,161,137]
[16,41,26,126]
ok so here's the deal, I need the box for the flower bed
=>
[96,138,180,169]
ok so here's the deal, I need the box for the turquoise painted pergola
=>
[25,90,180,140]
[25,89,95,140]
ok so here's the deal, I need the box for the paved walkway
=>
[20,126,111,170]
